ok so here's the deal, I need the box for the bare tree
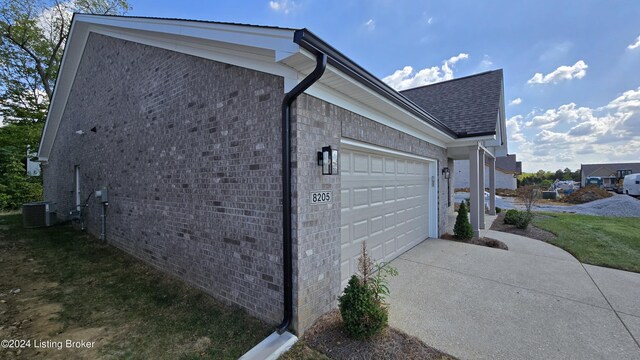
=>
[516,185,540,212]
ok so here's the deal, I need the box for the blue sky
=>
[129,0,640,172]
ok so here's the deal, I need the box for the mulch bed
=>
[490,212,556,242]
[302,310,457,360]
[440,233,508,250]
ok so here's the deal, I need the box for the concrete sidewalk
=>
[388,220,640,359]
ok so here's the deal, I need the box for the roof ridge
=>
[400,69,503,93]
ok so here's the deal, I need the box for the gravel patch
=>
[533,194,640,217]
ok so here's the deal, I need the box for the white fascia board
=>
[38,16,299,160]
[91,26,298,78]
[74,15,298,53]
[288,50,453,148]
[447,135,496,149]
[38,19,88,160]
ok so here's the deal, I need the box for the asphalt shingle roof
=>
[581,163,640,177]
[400,69,503,137]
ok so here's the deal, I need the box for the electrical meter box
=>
[95,187,108,203]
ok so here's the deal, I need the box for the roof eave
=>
[293,29,458,139]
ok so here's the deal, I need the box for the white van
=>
[623,173,640,196]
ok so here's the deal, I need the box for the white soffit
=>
[39,15,465,161]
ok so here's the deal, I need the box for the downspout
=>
[277,51,327,334]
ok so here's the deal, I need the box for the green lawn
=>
[533,213,640,273]
[0,213,270,359]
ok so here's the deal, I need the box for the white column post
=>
[489,157,496,215]
[468,147,480,238]
[478,149,485,230]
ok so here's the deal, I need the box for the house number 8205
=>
[310,190,332,204]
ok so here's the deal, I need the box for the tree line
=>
[518,168,581,189]
[0,0,129,210]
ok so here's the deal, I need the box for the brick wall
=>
[292,94,448,333]
[43,33,285,324]
[43,32,451,335]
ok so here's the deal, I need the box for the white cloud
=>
[511,87,640,172]
[627,35,640,50]
[506,115,526,143]
[363,19,375,31]
[383,53,469,91]
[269,0,295,14]
[509,98,522,106]
[427,17,433,25]
[527,60,588,85]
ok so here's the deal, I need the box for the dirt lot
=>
[0,220,106,359]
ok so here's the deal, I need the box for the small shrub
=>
[496,207,502,213]
[504,209,519,225]
[339,275,388,339]
[454,201,474,240]
[514,211,533,229]
[339,242,398,339]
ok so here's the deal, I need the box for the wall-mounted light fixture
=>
[317,146,338,175]
[442,167,450,179]
[442,167,451,206]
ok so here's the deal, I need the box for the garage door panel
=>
[341,260,350,280]
[384,158,396,174]
[353,188,369,205]
[397,160,407,174]
[384,212,396,230]
[371,243,384,260]
[371,156,383,173]
[371,187,383,204]
[384,238,396,257]
[370,215,383,234]
[353,220,368,241]
[354,154,369,173]
[341,224,350,246]
[341,147,431,288]
[384,186,396,201]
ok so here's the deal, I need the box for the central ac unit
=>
[22,202,57,228]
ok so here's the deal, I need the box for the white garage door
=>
[340,145,431,287]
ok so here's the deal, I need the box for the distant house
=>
[580,162,640,188]
[38,14,509,335]
[454,154,521,190]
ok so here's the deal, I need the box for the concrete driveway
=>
[387,230,640,360]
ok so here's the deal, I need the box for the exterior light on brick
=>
[318,146,338,175]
